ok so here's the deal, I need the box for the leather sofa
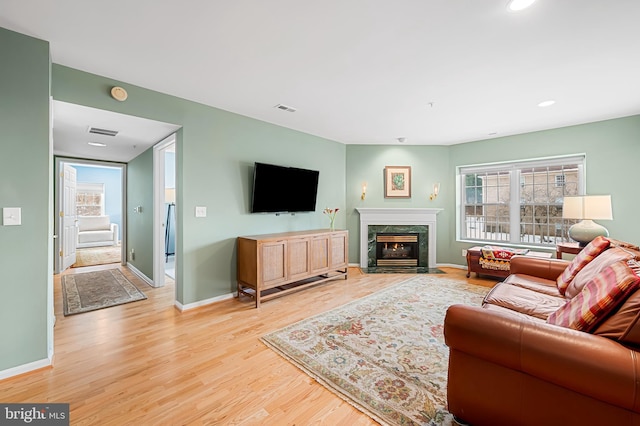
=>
[444,238,640,425]
[77,215,119,248]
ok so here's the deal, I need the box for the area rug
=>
[62,269,147,316]
[72,245,121,268]
[261,276,489,426]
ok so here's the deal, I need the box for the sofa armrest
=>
[110,223,119,245]
[509,255,569,280]
[444,304,640,411]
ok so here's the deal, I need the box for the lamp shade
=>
[562,195,612,220]
[165,188,176,204]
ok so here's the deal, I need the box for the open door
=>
[61,164,78,270]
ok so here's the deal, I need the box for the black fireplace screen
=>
[375,233,419,266]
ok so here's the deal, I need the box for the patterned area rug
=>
[261,276,489,425]
[62,269,147,316]
[72,245,121,268]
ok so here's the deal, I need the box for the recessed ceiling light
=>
[538,100,556,107]
[508,0,536,11]
[88,142,107,147]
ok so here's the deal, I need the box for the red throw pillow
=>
[556,236,610,295]
[548,260,640,332]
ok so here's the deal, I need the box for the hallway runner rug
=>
[62,269,147,316]
[261,275,489,426]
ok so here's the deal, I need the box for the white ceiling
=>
[2,0,640,148]
[53,101,180,163]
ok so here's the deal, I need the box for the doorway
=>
[54,158,126,274]
[152,134,177,288]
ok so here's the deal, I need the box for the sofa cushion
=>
[504,273,564,297]
[547,260,640,332]
[78,230,114,244]
[556,236,610,295]
[78,215,111,232]
[565,247,634,299]
[593,289,640,346]
[483,283,566,320]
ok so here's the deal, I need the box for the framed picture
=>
[384,166,411,198]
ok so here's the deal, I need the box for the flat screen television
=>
[251,162,319,213]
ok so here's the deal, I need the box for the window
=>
[76,182,105,216]
[458,155,585,246]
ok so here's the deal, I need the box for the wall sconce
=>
[429,183,440,201]
[361,182,367,200]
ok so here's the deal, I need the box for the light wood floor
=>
[0,264,497,425]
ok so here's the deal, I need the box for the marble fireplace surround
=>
[356,208,443,268]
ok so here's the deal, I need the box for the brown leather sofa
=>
[444,244,640,425]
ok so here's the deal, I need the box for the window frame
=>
[76,182,106,216]
[456,154,586,247]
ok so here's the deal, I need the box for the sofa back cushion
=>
[607,238,640,251]
[593,288,640,346]
[547,260,640,332]
[565,247,635,299]
[556,236,610,295]
[78,215,110,232]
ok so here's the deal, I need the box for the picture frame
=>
[384,166,412,198]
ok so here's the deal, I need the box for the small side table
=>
[556,242,582,259]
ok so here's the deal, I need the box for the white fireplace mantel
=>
[356,208,443,268]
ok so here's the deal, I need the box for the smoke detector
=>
[111,86,128,101]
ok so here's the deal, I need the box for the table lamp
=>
[562,195,612,246]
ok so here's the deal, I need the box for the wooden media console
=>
[237,229,348,307]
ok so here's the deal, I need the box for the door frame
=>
[54,157,127,274]
[152,134,177,288]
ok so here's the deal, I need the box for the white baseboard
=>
[126,263,154,286]
[0,357,51,381]
[175,292,237,312]
[436,263,467,270]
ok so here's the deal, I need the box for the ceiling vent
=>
[88,126,119,137]
[274,104,297,113]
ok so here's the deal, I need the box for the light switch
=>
[3,207,21,226]
[195,206,207,218]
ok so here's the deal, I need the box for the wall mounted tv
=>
[251,162,320,214]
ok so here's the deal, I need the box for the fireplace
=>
[375,233,419,266]
[356,208,442,269]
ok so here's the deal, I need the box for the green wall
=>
[127,149,154,278]
[52,64,346,305]
[345,115,640,266]
[446,116,640,264]
[345,145,450,263]
[0,28,52,372]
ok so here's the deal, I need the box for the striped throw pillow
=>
[548,260,640,332]
[556,236,610,295]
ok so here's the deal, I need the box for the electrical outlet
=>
[462,249,468,257]
[130,249,135,261]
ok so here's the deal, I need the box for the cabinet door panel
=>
[330,233,348,269]
[288,238,311,281]
[311,235,330,273]
[261,241,287,288]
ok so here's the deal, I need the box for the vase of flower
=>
[323,207,339,230]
